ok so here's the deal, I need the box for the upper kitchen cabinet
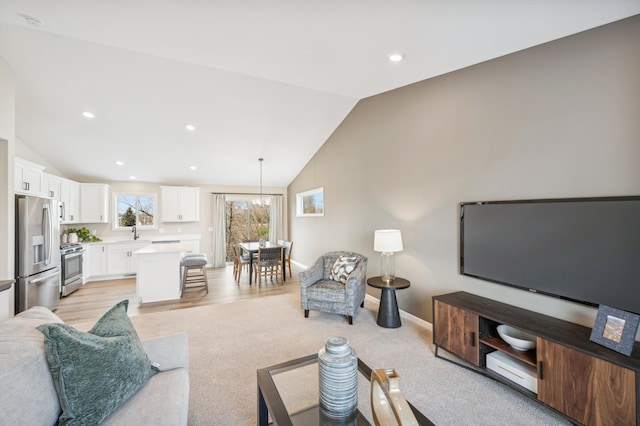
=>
[14,158,45,195]
[42,173,61,199]
[79,183,110,223]
[60,178,80,224]
[160,186,200,222]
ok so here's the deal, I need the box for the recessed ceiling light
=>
[129,176,136,180]
[82,111,95,119]
[185,124,196,132]
[387,53,405,62]
[115,161,124,166]
[189,165,197,171]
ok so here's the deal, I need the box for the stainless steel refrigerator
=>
[15,195,61,313]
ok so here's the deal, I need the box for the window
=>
[225,196,270,262]
[113,193,158,230]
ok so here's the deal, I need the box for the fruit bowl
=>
[497,325,537,351]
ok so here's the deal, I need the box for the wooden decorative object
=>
[370,368,418,426]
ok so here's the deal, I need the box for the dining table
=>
[239,241,285,285]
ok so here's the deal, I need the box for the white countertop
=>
[83,233,201,245]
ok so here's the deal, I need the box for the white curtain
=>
[269,195,284,243]
[211,194,227,268]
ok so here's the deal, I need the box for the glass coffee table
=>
[257,353,434,425]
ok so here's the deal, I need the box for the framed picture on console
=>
[589,305,640,356]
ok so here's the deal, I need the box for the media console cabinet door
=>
[537,338,636,425]
[434,300,479,365]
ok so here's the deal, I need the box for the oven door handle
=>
[63,251,84,259]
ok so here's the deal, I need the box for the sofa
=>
[299,251,368,324]
[0,305,190,425]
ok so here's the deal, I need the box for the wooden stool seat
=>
[180,254,208,296]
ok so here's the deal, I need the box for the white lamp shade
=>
[374,230,403,253]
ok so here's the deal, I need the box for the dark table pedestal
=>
[367,277,410,328]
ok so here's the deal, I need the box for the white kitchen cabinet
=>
[86,244,107,277]
[160,186,200,222]
[15,158,45,195]
[60,178,80,224]
[42,173,61,199]
[80,183,110,223]
[107,241,149,275]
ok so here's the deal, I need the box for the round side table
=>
[366,276,410,328]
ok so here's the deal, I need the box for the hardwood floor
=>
[55,262,302,324]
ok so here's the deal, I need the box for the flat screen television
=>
[460,196,640,315]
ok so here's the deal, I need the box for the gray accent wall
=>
[288,15,640,331]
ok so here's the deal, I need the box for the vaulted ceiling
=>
[1,1,638,186]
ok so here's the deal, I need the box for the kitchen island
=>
[82,234,201,283]
[135,243,185,303]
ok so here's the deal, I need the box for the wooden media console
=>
[433,291,640,425]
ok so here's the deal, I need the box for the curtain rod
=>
[211,192,283,196]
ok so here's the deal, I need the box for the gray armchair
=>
[299,251,368,324]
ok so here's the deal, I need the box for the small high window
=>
[113,193,157,230]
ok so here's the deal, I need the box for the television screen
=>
[460,196,640,315]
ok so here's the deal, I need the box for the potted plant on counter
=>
[65,227,102,243]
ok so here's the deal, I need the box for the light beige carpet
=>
[74,293,569,425]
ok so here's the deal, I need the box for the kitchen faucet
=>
[132,225,140,240]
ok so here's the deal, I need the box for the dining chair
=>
[233,245,250,283]
[253,246,284,286]
[277,240,293,277]
[282,241,293,278]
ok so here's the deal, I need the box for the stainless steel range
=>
[60,243,85,297]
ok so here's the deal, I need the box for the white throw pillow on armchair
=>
[329,255,359,284]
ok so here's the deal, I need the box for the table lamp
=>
[374,230,403,283]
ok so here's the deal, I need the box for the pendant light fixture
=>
[258,158,266,246]
[259,158,264,205]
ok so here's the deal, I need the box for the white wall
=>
[0,57,16,316]
[288,16,640,336]
[0,58,15,280]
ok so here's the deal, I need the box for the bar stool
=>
[180,254,208,296]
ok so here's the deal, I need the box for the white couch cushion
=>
[0,307,63,426]
[103,368,189,425]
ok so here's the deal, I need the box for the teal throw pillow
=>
[329,255,359,284]
[37,300,158,426]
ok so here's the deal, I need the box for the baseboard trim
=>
[291,259,306,268]
[364,294,432,331]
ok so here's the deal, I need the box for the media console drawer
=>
[486,351,537,394]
